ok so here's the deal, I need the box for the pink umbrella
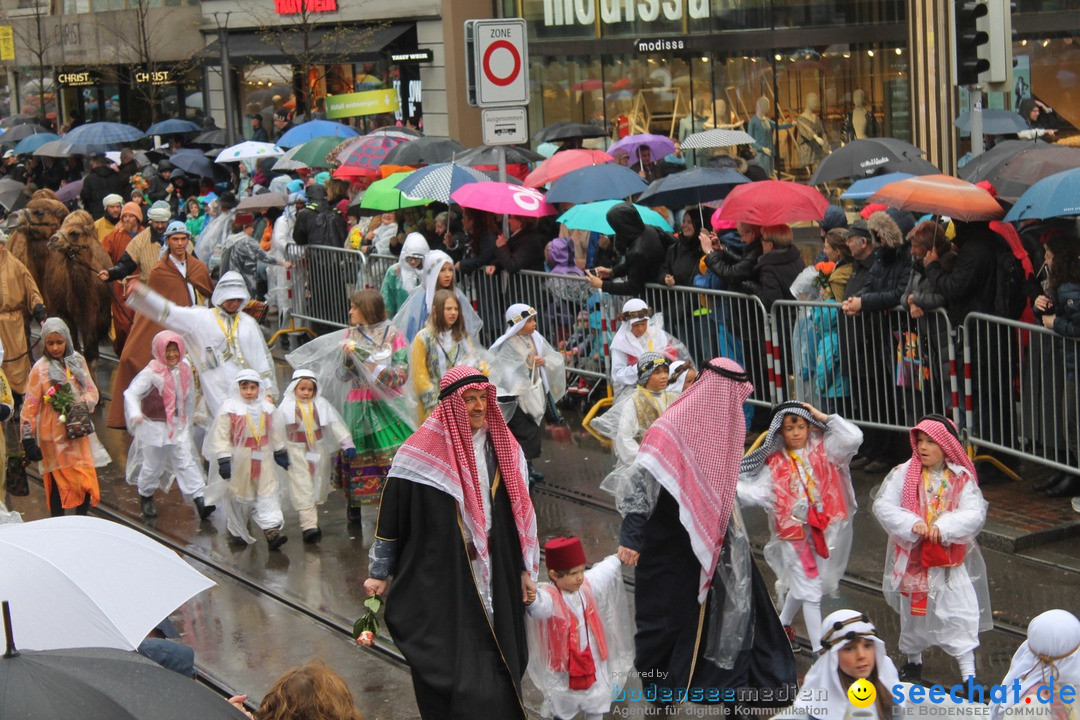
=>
[524,149,613,188]
[334,135,411,177]
[450,182,557,217]
[716,180,830,225]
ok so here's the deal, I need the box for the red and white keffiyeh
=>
[634,357,753,603]
[390,365,540,591]
[147,330,192,439]
[900,415,977,514]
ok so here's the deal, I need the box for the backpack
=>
[309,209,345,247]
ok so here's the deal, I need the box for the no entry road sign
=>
[465,19,529,108]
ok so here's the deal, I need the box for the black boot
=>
[1035,471,1066,492]
[140,494,157,518]
[1046,474,1080,498]
[347,506,364,525]
[899,662,923,685]
[302,527,322,544]
[264,528,289,551]
[193,496,216,521]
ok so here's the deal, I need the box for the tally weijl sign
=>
[542,0,709,27]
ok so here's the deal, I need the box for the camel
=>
[45,210,111,365]
[7,193,69,289]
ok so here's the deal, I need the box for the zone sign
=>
[465,19,529,108]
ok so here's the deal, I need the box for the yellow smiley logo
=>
[848,678,877,709]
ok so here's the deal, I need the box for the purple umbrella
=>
[608,133,676,163]
[56,179,83,203]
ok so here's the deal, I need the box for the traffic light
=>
[952,0,989,86]
[952,0,1014,88]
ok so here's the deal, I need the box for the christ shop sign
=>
[273,0,337,14]
[541,0,709,27]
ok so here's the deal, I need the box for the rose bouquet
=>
[352,595,382,647]
[44,383,76,424]
[131,173,149,192]
[812,261,836,289]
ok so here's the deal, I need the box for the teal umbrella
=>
[557,200,672,235]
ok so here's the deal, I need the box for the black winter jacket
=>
[703,239,762,293]
[746,244,805,309]
[858,242,913,312]
[494,228,546,274]
[924,223,997,325]
[600,203,665,296]
[80,166,127,220]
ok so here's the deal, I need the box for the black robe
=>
[633,489,797,706]
[375,471,529,720]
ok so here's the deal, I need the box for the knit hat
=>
[102,193,124,208]
[544,537,587,571]
[636,351,670,387]
[146,201,171,222]
[120,201,143,222]
[820,204,848,232]
[314,171,330,186]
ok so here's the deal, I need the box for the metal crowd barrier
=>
[962,312,1080,475]
[770,302,960,432]
[286,244,368,328]
[366,253,397,290]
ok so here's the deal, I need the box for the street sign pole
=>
[970,88,984,157]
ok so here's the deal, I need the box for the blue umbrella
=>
[12,132,59,156]
[395,162,490,203]
[546,164,648,204]
[58,122,145,154]
[635,167,748,208]
[558,200,672,235]
[840,172,915,200]
[169,148,216,179]
[1004,168,1080,222]
[276,120,359,148]
[145,118,201,136]
[954,110,1030,136]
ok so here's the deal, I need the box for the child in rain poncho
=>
[21,318,110,516]
[206,369,290,550]
[275,369,355,543]
[286,289,417,528]
[593,352,679,471]
[992,610,1080,720]
[525,536,633,720]
[381,232,429,318]
[490,303,566,484]
[392,249,482,343]
[411,288,491,425]
[124,330,212,522]
[736,401,862,655]
[872,414,992,687]
[608,298,684,403]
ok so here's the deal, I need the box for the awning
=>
[200,22,412,64]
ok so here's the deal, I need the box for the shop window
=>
[1010,35,1080,137]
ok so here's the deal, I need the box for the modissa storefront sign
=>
[541,0,709,27]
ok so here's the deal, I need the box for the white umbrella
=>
[0,516,215,652]
[680,128,756,149]
[214,140,283,163]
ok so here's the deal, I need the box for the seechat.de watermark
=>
[890,677,1076,712]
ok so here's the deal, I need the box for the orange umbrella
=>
[868,174,1003,222]
[524,149,613,188]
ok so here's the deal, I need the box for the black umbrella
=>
[169,148,217,179]
[456,144,544,166]
[0,178,27,210]
[0,124,53,148]
[957,138,1049,184]
[532,121,608,143]
[975,145,1080,203]
[191,128,226,147]
[636,167,749,208]
[809,138,938,185]
[0,115,42,129]
[382,136,466,166]
[1,603,246,720]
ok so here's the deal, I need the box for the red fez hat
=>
[544,536,587,571]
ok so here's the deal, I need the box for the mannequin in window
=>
[707,98,743,130]
[678,95,712,167]
[794,92,828,169]
[747,96,793,178]
[842,89,876,143]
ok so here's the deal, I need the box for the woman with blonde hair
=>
[411,288,489,423]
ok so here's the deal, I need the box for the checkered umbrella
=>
[334,135,411,177]
[57,122,146,155]
[271,144,309,172]
[680,129,756,150]
[394,162,490,203]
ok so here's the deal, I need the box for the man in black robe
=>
[364,366,540,720]
[612,358,797,708]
